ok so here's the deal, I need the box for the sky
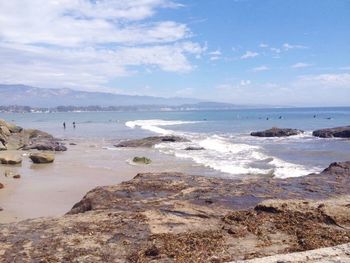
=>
[0,0,349,106]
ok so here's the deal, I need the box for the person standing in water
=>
[63,122,66,129]
[73,122,76,129]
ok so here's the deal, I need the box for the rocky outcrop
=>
[29,152,55,163]
[132,156,152,164]
[251,127,304,137]
[0,154,22,165]
[0,119,67,151]
[313,126,350,138]
[21,129,67,151]
[0,161,350,262]
[115,135,189,148]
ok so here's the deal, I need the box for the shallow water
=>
[1,107,350,178]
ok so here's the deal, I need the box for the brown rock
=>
[29,152,55,163]
[0,154,22,165]
[0,161,350,262]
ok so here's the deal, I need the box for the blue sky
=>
[0,0,349,106]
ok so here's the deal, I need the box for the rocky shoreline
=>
[1,120,350,262]
[0,161,349,262]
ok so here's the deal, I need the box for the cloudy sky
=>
[0,0,349,106]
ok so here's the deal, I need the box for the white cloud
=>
[259,43,269,48]
[270,47,281,54]
[283,43,307,50]
[0,0,204,90]
[297,73,350,87]
[209,50,222,56]
[291,62,312,68]
[240,51,259,59]
[252,65,269,72]
[209,49,222,61]
[240,80,251,86]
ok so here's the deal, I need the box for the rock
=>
[22,142,67,151]
[0,125,11,136]
[13,174,21,179]
[29,153,55,164]
[69,143,77,146]
[184,146,205,151]
[133,156,152,164]
[0,154,22,165]
[0,161,349,262]
[251,127,304,137]
[115,135,190,148]
[0,142,6,151]
[312,126,350,138]
[0,182,3,189]
[7,124,23,133]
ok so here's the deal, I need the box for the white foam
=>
[124,119,318,178]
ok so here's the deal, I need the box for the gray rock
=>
[184,146,205,151]
[312,126,350,138]
[115,135,189,148]
[251,127,304,137]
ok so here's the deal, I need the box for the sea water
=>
[1,107,350,178]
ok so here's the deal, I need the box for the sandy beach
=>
[0,138,219,223]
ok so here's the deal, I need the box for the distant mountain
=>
[0,84,202,107]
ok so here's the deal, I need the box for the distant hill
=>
[0,84,202,107]
[0,84,271,110]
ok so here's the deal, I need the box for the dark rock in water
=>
[133,156,152,164]
[115,135,189,148]
[312,126,350,138]
[69,142,77,146]
[0,183,3,189]
[184,146,205,151]
[251,127,304,137]
[1,161,350,262]
[13,174,21,179]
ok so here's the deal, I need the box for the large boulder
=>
[115,135,189,148]
[22,129,67,151]
[0,154,22,165]
[29,152,55,164]
[251,127,304,137]
[312,126,350,138]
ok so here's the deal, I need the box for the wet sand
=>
[0,139,219,223]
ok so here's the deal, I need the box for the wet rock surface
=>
[251,127,304,137]
[313,125,350,138]
[1,161,350,262]
[115,135,190,148]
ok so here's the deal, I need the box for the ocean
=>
[1,107,350,179]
